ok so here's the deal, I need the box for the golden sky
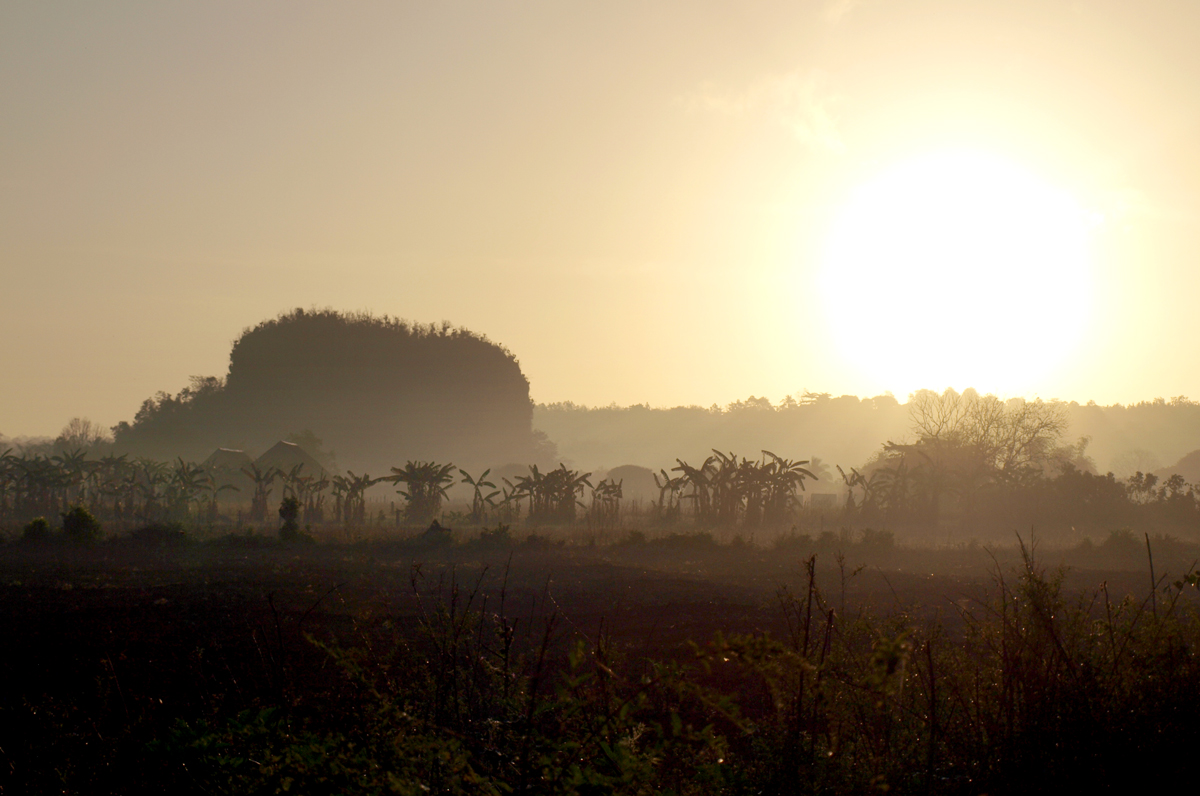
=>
[4,1,1199,435]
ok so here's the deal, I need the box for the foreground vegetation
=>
[1,528,1197,795]
[5,387,1200,792]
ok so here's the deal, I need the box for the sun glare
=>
[819,149,1095,398]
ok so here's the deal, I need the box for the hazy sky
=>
[5,1,1200,436]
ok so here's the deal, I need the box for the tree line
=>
[6,387,1200,541]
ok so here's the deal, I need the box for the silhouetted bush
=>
[523,532,555,550]
[1102,527,1143,558]
[858,527,895,553]
[772,530,813,552]
[407,519,453,550]
[475,524,513,549]
[616,529,647,546]
[278,496,301,540]
[61,506,100,543]
[21,517,51,543]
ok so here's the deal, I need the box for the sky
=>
[4,1,1200,437]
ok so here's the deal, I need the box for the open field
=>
[2,528,1197,794]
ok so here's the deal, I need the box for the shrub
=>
[859,527,895,553]
[772,530,813,552]
[277,496,312,543]
[21,517,51,543]
[477,524,513,548]
[61,506,101,543]
[616,529,647,546]
[408,519,453,550]
[523,532,554,550]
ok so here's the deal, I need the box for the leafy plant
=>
[277,496,311,543]
[388,461,456,525]
[61,505,101,543]
[21,516,51,542]
[459,468,500,525]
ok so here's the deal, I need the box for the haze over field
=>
[4,1,1200,447]
[11,8,1200,792]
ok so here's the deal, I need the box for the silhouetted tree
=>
[459,468,499,525]
[388,461,455,525]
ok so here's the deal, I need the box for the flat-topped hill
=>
[113,309,544,472]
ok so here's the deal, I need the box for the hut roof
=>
[202,447,254,471]
[254,441,327,478]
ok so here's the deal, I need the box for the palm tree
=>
[388,461,456,525]
[459,468,500,525]
[136,458,171,522]
[331,471,378,526]
[241,463,279,523]
[588,478,622,530]
[304,474,330,524]
[51,448,91,507]
[514,464,591,525]
[652,468,685,524]
[165,458,209,521]
[761,451,817,527]
[673,457,716,523]
[201,479,240,524]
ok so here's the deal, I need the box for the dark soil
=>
[0,538,1171,793]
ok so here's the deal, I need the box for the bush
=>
[61,506,100,543]
[616,529,647,546]
[859,527,895,553]
[278,497,313,544]
[407,519,453,550]
[523,532,554,550]
[477,524,513,549]
[21,517,51,543]
[772,530,813,552]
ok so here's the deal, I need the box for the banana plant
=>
[652,468,686,523]
[331,471,379,526]
[588,478,623,530]
[673,456,716,522]
[459,468,500,525]
[164,458,209,520]
[513,464,591,525]
[388,461,456,525]
[241,463,279,523]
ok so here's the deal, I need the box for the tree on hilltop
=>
[113,309,540,471]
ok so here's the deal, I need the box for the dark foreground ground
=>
[0,533,1195,794]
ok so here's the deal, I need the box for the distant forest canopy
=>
[110,309,546,473]
[536,392,1200,482]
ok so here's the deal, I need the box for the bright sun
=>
[819,149,1095,398]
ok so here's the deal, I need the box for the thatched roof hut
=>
[254,441,327,478]
[202,448,254,472]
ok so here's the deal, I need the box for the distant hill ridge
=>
[534,395,1200,478]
